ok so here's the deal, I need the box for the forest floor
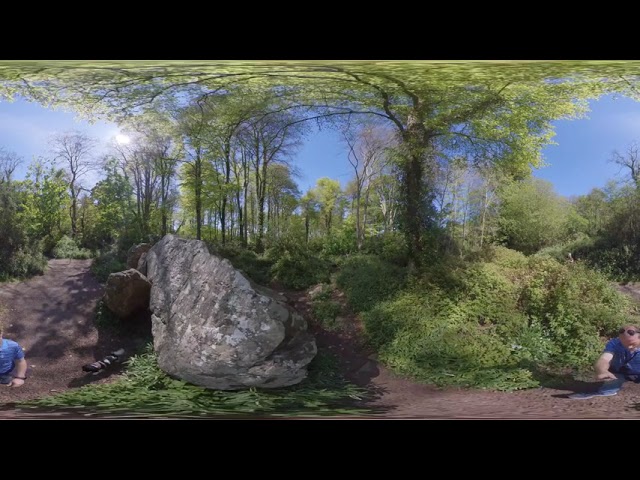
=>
[1,259,640,419]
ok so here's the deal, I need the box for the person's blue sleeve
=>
[604,338,617,353]
[14,344,24,360]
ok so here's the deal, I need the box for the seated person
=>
[570,324,640,399]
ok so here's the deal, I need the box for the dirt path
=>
[292,288,640,419]
[311,327,640,419]
[2,260,640,418]
[0,259,143,407]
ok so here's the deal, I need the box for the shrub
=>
[270,252,331,290]
[52,236,93,259]
[321,227,357,256]
[360,245,632,391]
[6,245,47,278]
[363,291,538,391]
[214,243,273,286]
[535,234,593,263]
[267,236,332,290]
[362,231,409,266]
[312,298,343,331]
[520,260,629,367]
[336,255,407,312]
[91,248,127,283]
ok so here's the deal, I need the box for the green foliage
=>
[312,177,343,236]
[94,299,120,330]
[91,248,127,283]
[213,243,273,286]
[520,259,628,366]
[535,234,594,263]
[360,246,632,391]
[1,244,47,280]
[84,160,140,252]
[19,345,370,418]
[483,245,529,269]
[311,288,343,331]
[363,291,537,391]
[362,231,410,266]
[497,178,572,254]
[336,254,407,312]
[571,240,640,282]
[0,182,29,278]
[321,225,357,256]
[459,262,529,339]
[270,252,331,290]
[214,238,332,290]
[267,236,331,290]
[508,321,557,365]
[19,161,68,254]
[52,235,93,259]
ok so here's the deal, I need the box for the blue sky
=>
[536,94,640,197]
[1,94,639,197]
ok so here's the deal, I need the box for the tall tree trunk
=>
[161,173,168,237]
[363,185,371,244]
[229,203,235,241]
[256,160,268,253]
[480,188,489,247]
[305,214,310,243]
[235,152,245,246]
[236,189,243,244]
[195,148,202,240]
[221,139,232,245]
[400,151,425,264]
[243,159,249,247]
[356,185,362,250]
[399,111,432,268]
[70,177,77,238]
[250,187,256,245]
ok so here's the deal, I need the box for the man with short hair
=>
[0,320,28,387]
[570,324,640,399]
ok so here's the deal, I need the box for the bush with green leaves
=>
[213,243,273,286]
[311,289,343,331]
[362,231,409,266]
[2,244,47,280]
[91,248,127,283]
[270,253,330,290]
[535,233,594,264]
[267,236,331,290]
[336,254,407,312]
[582,244,640,281]
[321,226,358,256]
[52,236,93,260]
[18,345,369,418]
[363,290,538,391]
[361,245,632,391]
[520,259,628,367]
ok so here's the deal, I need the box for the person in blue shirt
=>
[570,324,640,399]
[0,322,27,387]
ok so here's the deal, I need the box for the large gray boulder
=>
[145,234,317,390]
[103,269,152,318]
[127,243,152,269]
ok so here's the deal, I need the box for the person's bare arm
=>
[9,358,27,387]
[595,352,616,380]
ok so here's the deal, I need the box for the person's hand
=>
[596,372,618,381]
[9,378,25,388]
